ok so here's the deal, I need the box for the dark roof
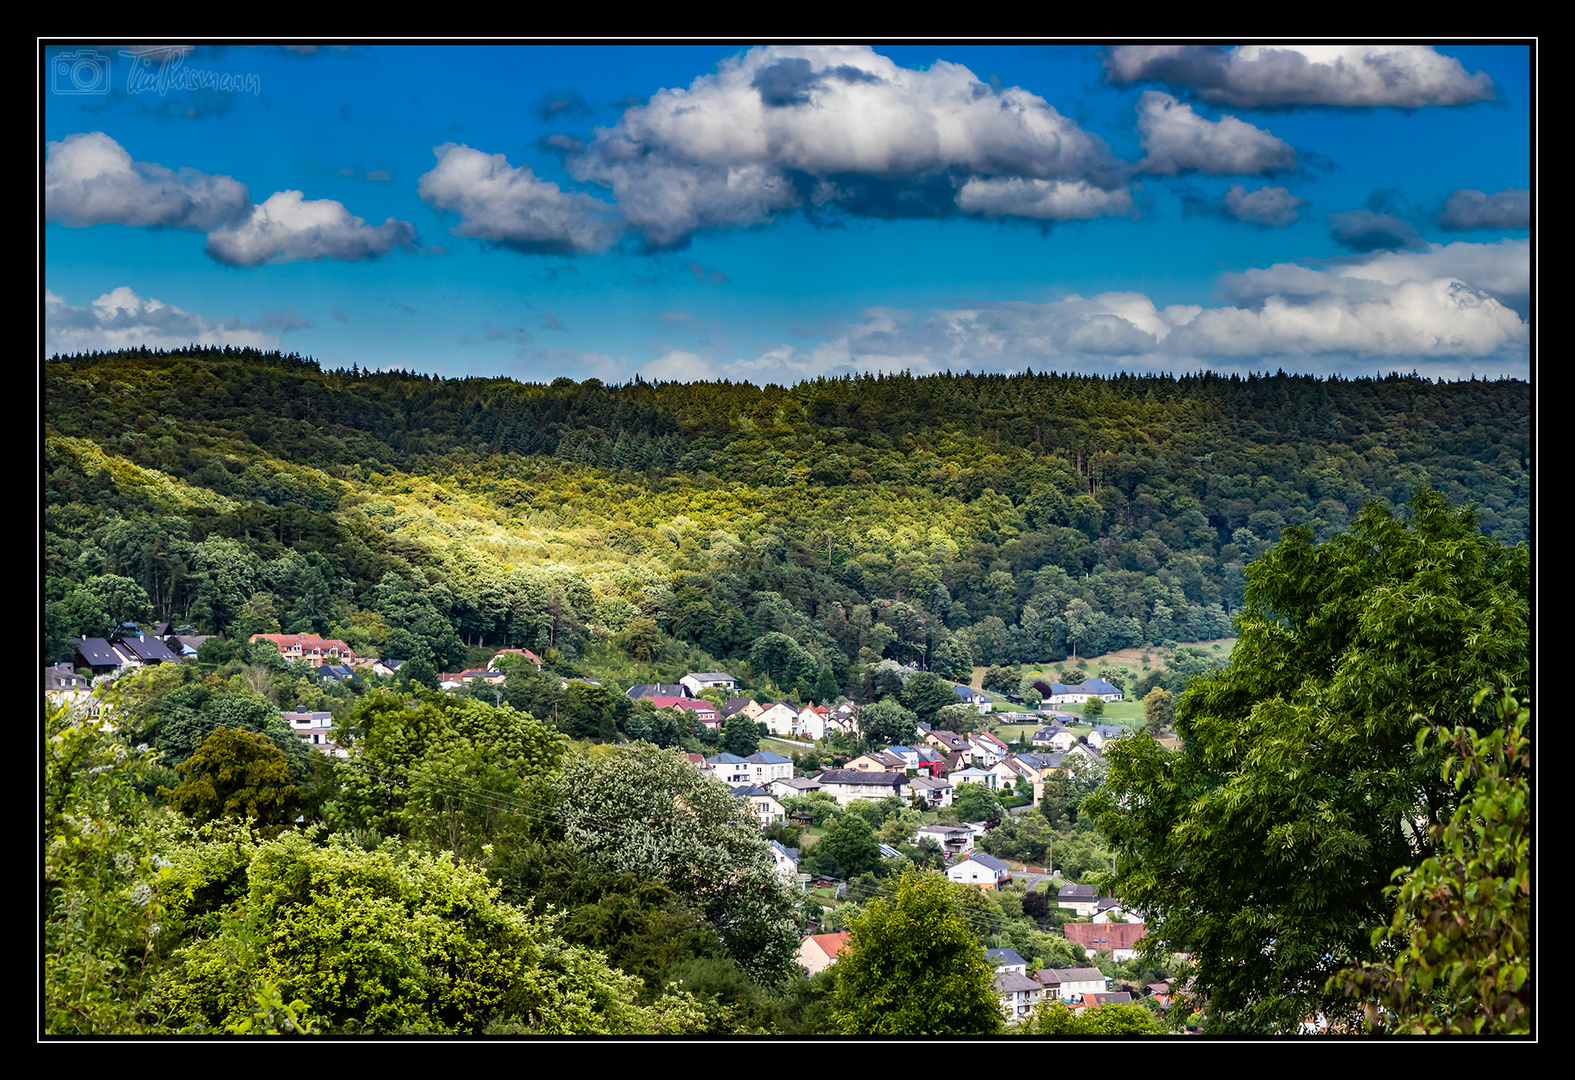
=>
[1058,882,1096,900]
[75,638,120,666]
[967,853,1011,873]
[987,946,1027,968]
[627,683,688,699]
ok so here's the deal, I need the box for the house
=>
[731,785,786,827]
[744,751,794,786]
[924,730,970,756]
[949,767,998,790]
[947,853,1011,891]
[249,632,359,668]
[113,632,181,666]
[769,775,822,801]
[74,637,124,677]
[1081,992,1134,1008]
[722,696,762,720]
[45,664,105,718]
[987,947,1028,974]
[915,824,972,858]
[1038,967,1111,1002]
[488,647,542,670]
[953,684,991,713]
[795,703,832,740]
[756,702,800,738]
[1030,725,1077,751]
[1063,921,1148,962]
[283,708,347,758]
[649,697,721,729]
[1045,678,1124,705]
[996,971,1043,1022]
[1087,725,1133,750]
[769,840,803,890]
[968,731,1010,766]
[706,752,753,784]
[908,774,954,808]
[798,932,851,975]
[815,768,907,805]
[1057,882,1099,916]
[627,683,689,700]
[845,750,908,773]
[680,672,738,697]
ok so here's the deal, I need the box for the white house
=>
[680,672,738,697]
[947,853,1011,890]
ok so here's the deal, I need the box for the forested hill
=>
[43,346,1530,686]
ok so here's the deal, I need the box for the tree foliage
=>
[1013,999,1167,1035]
[159,727,307,837]
[1086,491,1529,1034]
[1330,685,1530,1034]
[155,830,707,1034]
[552,742,800,985]
[831,872,1001,1035]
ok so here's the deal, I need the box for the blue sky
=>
[43,42,1532,384]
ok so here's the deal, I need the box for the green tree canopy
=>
[857,697,918,747]
[1331,685,1530,1034]
[552,742,800,985]
[1087,492,1529,1034]
[721,713,761,757]
[831,872,1000,1035]
[802,811,881,880]
[155,830,709,1034]
[950,781,1004,824]
[159,727,307,837]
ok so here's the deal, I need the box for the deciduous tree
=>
[1087,492,1529,1034]
[831,872,1000,1035]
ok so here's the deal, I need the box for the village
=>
[47,626,1183,1027]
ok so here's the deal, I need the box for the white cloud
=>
[45,131,250,230]
[711,239,1529,382]
[44,287,288,354]
[418,143,623,255]
[571,45,1128,246]
[1135,92,1295,175]
[955,177,1135,220]
[46,132,417,268]
[205,190,417,267]
[639,349,722,382]
[1106,45,1494,108]
[1224,183,1307,227]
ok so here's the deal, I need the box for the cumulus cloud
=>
[417,142,623,255]
[1106,45,1494,108]
[1224,183,1307,226]
[1220,238,1530,318]
[1439,187,1530,231]
[1136,92,1296,175]
[1329,209,1423,252]
[46,132,418,267]
[639,349,723,382]
[705,238,1528,383]
[569,45,1130,247]
[205,190,417,267]
[44,286,292,354]
[955,177,1135,219]
[45,131,250,230]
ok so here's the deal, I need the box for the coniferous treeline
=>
[45,346,1529,697]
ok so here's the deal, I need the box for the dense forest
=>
[44,346,1529,692]
[42,347,1531,1035]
